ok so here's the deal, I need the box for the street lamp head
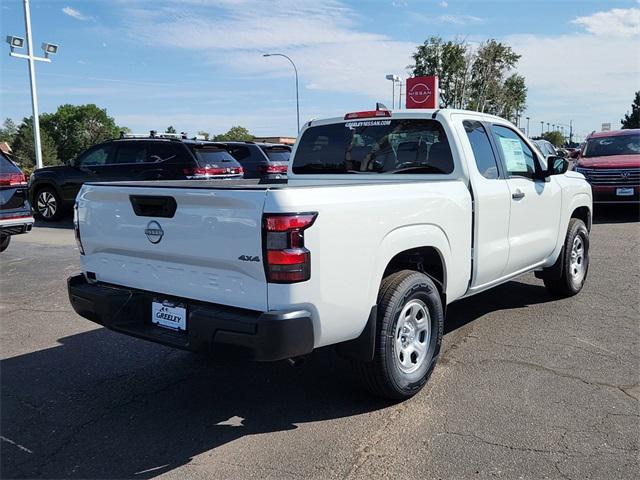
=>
[42,42,58,56]
[6,35,25,50]
[385,74,400,82]
[263,53,272,57]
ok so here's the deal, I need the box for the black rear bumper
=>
[67,274,314,361]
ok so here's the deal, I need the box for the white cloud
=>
[508,32,638,133]
[122,0,414,99]
[437,14,483,25]
[98,1,638,134]
[572,8,640,37]
[62,6,91,21]
[439,1,449,8]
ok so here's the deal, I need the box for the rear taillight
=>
[74,203,84,255]
[263,213,317,283]
[183,166,243,178]
[0,173,27,186]
[259,164,288,174]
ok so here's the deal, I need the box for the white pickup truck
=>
[68,107,592,399]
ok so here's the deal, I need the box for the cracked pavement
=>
[1,207,639,479]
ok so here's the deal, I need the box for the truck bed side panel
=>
[264,180,472,348]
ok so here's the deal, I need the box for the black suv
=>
[29,135,244,221]
[218,141,291,180]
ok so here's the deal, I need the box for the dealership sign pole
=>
[405,76,439,109]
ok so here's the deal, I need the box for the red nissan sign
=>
[406,76,439,109]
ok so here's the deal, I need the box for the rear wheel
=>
[35,187,63,221]
[352,270,444,400]
[0,235,10,253]
[543,218,589,297]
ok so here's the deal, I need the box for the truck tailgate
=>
[77,184,268,311]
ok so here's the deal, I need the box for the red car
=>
[573,129,640,203]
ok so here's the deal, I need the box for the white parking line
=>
[0,435,33,454]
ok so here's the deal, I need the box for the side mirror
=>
[546,155,569,176]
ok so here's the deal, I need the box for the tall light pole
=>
[263,53,300,134]
[386,74,400,109]
[540,121,544,136]
[6,0,59,170]
[556,121,574,146]
[526,116,530,138]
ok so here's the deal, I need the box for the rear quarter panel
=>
[265,180,472,348]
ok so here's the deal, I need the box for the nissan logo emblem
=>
[145,221,164,244]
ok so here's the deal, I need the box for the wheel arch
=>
[370,224,451,307]
[571,205,592,232]
[30,179,63,203]
[545,192,592,268]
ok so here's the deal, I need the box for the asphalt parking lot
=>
[1,207,639,480]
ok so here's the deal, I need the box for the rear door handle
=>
[512,189,525,200]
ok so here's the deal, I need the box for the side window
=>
[228,146,252,161]
[463,120,500,179]
[147,143,178,163]
[78,146,112,166]
[114,144,147,164]
[492,125,537,179]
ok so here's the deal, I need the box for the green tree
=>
[40,104,123,163]
[213,126,253,142]
[165,126,177,134]
[12,117,60,167]
[197,130,210,140]
[499,74,527,122]
[0,118,18,144]
[409,37,526,116]
[621,91,640,129]
[541,131,565,147]
[470,39,521,115]
[409,37,471,108]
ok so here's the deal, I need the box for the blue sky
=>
[1,0,639,141]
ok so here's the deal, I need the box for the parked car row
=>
[28,133,292,221]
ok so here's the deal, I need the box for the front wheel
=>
[352,270,444,400]
[0,235,10,252]
[543,218,589,297]
[35,187,63,221]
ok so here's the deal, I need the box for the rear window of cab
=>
[292,119,453,174]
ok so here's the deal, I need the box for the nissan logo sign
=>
[145,221,164,244]
[408,82,432,104]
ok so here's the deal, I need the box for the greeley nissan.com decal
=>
[345,120,392,129]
